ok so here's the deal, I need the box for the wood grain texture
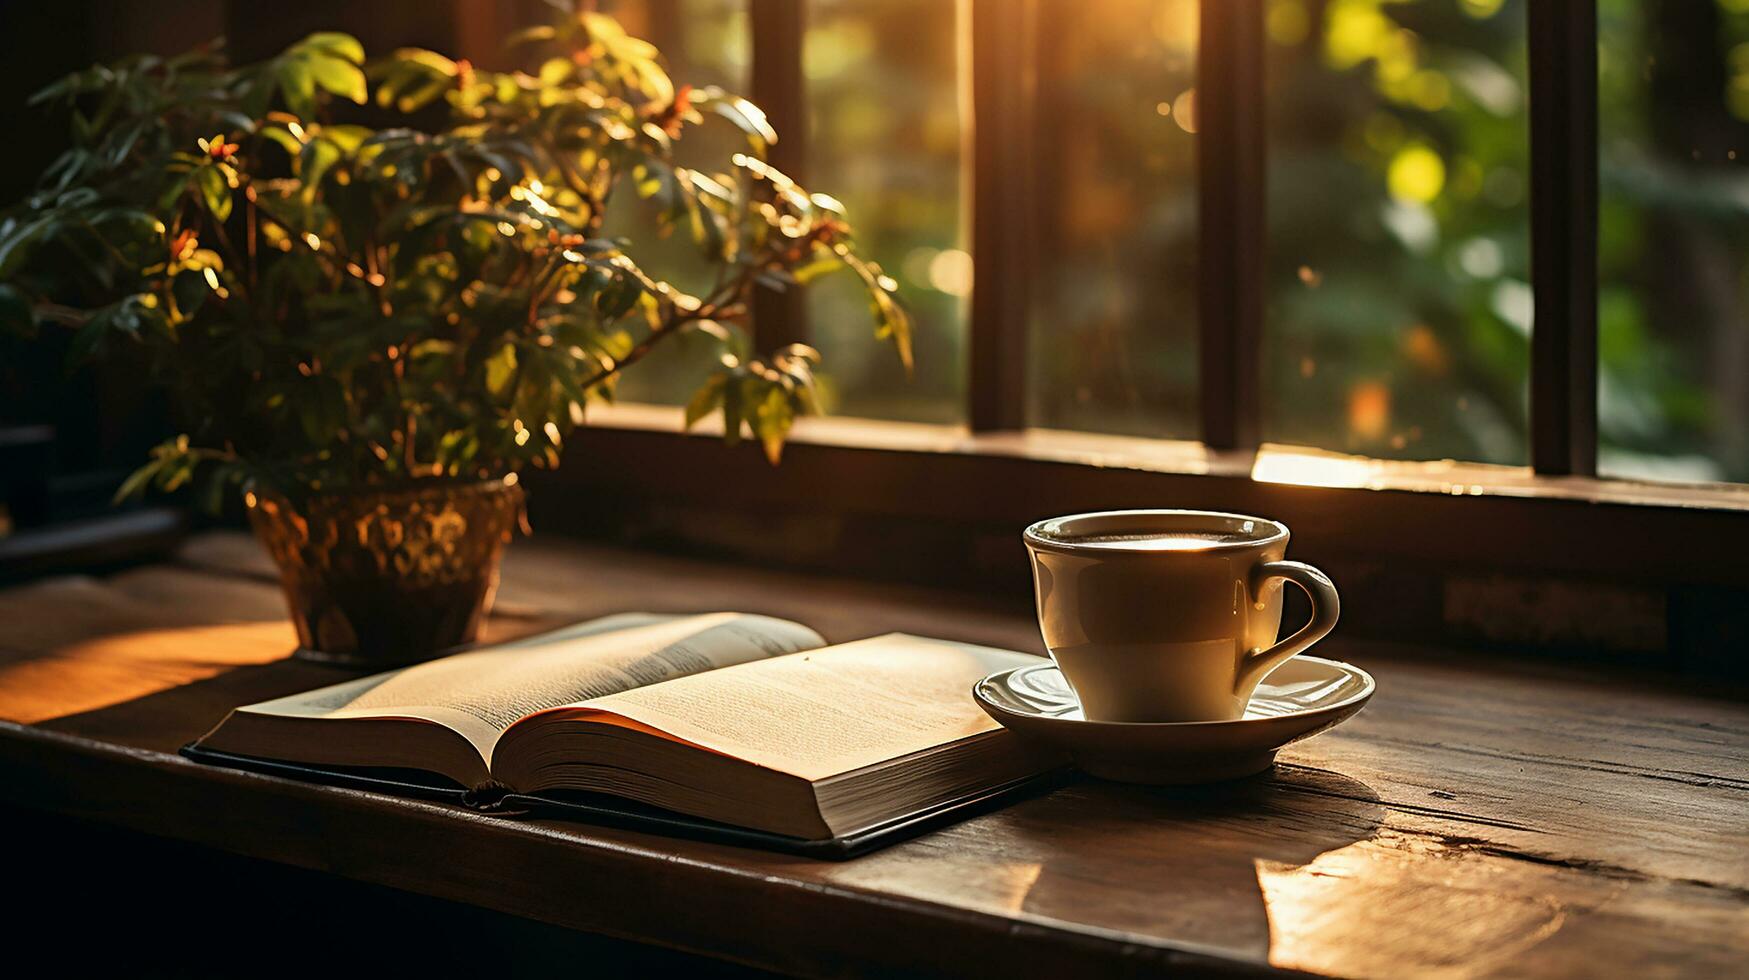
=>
[2,533,1745,978]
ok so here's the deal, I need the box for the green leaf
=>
[435,428,481,475]
[409,338,456,360]
[258,124,304,157]
[194,165,232,222]
[240,74,274,119]
[391,48,458,76]
[504,25,557,48]
[581,12,672,104]
[580,11,627,41]
[114,458,167,503]
[0,216,53,280]
[633,60,674,106]
[873,287,914,372]
[538,58,574,87]
[370,62,411,109]
[754,385,792,464]
[512,372,555,428]
[298,138,343,196]
[321,124,373,152]
[683,375,726,429]
[171,268,214,317]
[305,53,367,104]
[595,275,641,319]
[394,74,451,113]
[67,293,162,366]
[699,91,777,154]
[277,57,317,118]
[372,50,456,111]
[789,252,843,285]
[298,32,365,65]
[158,455,198,493]
[485,343,518,398]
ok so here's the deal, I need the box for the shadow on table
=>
[998,764,1386,962]
[6,805,777,978]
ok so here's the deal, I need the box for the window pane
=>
[1265,0,1530,464]
[1598,1,1749,483]
[1027,0,1200,438]
[601,0,752,408]
[805,0,966,424]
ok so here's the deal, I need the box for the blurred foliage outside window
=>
[1029,0,1201,439]
[1597,0,1749,482]
[599,0,753,407]
[804,0,965,424]
[1266,0,1532,466]
[601,0,1746,483]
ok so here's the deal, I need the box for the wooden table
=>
[2,533,1745,977]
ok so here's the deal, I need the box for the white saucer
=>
[974,656,1374,784]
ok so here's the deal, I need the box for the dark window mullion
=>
[750,0,809,352]
[1197,0,1266,451]
[967,0,1037,432]
[1528,0,1600,476]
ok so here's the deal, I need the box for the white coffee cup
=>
[1023,510,1339,723]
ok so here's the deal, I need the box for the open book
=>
[189,613,1059,849]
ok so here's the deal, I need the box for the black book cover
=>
[181,743,1068,859]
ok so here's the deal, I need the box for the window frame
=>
[548,0,1749,600]
[739,1,1609,466]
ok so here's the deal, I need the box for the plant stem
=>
[573,281,745,393]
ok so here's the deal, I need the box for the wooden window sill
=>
[582,403,1749,513]
[523,406,1749,675]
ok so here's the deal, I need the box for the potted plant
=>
[0,9,909,665]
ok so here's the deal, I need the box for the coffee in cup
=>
[1024,510,1339,723]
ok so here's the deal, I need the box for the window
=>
[804,0,966,424]
[599,0,752,408]
[1029,0,1201,440]
[592,1,1742,492]
[1266,1,1531,465]
[1598,0,1749,483]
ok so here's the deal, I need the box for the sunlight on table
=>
[1258,832,1572,977]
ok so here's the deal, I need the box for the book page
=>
[231,612,824,764]
[566,634,1044,781]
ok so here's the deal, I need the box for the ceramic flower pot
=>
[245,478,524,667]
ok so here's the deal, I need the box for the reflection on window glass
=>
[598,0,752,407]
[805,0,965,423]
[1265,0,1530,464]
[1028,0,1200,439]
[1598,1,1749,483]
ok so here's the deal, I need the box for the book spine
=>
[460,779,524,814]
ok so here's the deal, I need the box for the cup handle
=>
[1235,561,1341,694]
